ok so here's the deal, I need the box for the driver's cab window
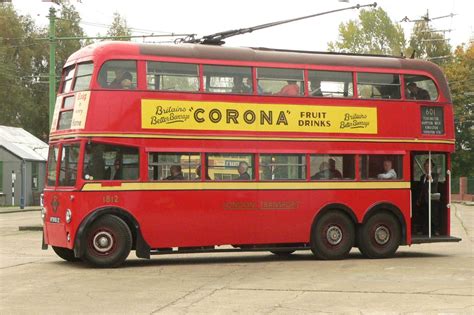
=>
[83,143,139,181]
[98,60,137,90]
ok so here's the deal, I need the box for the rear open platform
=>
[411,235,462,244]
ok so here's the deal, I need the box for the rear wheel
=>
[310,210,355,260]
[83,215,132,268]
[357,212,401,259]
[52,246,80,262]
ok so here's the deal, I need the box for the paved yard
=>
[0,204,472,314]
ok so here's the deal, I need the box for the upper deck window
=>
[146,61,199,92]
[308,70,353,98]
[357,73,401,99]
[405,75,438,101]
[203,65,253,94]
[98,60,137,90]
[257,68,304,96]
[61,65,75,93]
[73,62,93,91]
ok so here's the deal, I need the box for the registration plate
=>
[49,217,60,223]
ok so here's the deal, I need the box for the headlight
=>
[40,193,44,207]
[41,207,47,220]
[65,209,72,223]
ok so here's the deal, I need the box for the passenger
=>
[232,76,252,94]
[105,158,122,180]
[328,158,343,179]
[276,80,300,96]
[87,145,106,180]
[311,161,330,180]
[195,165,211,180]
[415,159,440,235]
[165,165,184,180]
[236,161,251,180]
[377,160,397,180]
[407,82,430,100]
[110,71,133,89]
[310,79,323,96]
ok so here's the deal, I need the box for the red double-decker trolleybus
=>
[42,42,460,267]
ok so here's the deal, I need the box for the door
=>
[410,152,448,237]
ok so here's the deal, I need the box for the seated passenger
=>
[110,71,133,89]
[165,165,184,180]
[377,160,397,180]
[276,81,300,96]
[232,76,252,94]
[407,82,430,100]
[328,158,342,179]
[310,79,323,96]
[236,161,250,180]
[105,158,122,180]
[311,161,330,180]
[195,165,211,180]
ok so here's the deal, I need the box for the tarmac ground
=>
[0,203,472,314]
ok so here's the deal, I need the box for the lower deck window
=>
[83,143,139,181]
[311,155,355,180]
[259,154,306,180]
[361,155,402,180]
[207,154,254,181]
[148,153,200,180]
[59,144,80,186]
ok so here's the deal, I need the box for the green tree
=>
[408,21,451,63]
[442,43,474,177]
[0,4,43,137]
[106,12,131,41]
[328,8,406,55]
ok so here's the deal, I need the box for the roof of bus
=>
[67,41,451,102]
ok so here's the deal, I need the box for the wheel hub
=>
[374,226,390,245]
[326,225,343,245]
[93,231,114,253]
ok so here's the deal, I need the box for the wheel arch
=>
[73,207,150,259]
[362,202,407,245]
[312,203,358,230]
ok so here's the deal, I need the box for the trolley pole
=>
[48,7,56,128]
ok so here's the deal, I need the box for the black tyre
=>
[310,210,355,260]
[270,249,295,257]
[52,246,81,262]
[357,212,401,259]
[83,215,132,268]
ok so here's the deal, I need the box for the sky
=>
[11,0,474,52]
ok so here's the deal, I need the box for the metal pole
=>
[11,170,15,206]
[428,151,432,238]
[48,7,56,129]
[20,160,25,209]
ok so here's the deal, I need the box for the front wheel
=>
[52,246,81,262]
[310,210,355,260]
[83,215,132,268]
[357,212,401,259]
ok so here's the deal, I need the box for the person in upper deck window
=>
[276,80,300,96]
[109,70,133,89]
[407,82,430,100]
[377,160,397,180]
[232,76,252,94]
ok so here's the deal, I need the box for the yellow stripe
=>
[82,181,411,191]
[50,132,455,145]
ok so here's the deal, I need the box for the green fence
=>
[468,178,474,194]
[451,177,460,194]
